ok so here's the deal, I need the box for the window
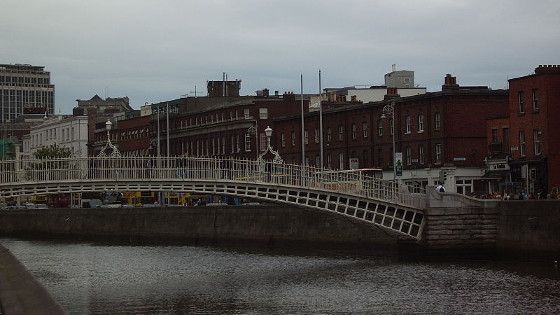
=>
[281,132,286,148]
[435,143,442,164]
[405,116,411,134]
[259,108,268,119]
[377,120,383,137]
[327,153,332,168]
[519,130,526,156]
[351,123,357,140]
[456,179,474,195]
[362,122,368,138]
[304,130,308,145]
[291,131,296,146]
[491,128,498,143]
[390,119,394,136]
[314,128,319,143]
[419,145,425,164]
[338,125,344,141]
[406,146,412,165]
[418,114,424,133]
[434,112,441,131]
[244,108,250,119]
[532,89,539,112]
[518,91,525,114]
[339,152,345,169]
[503,127,510,154]
[327,127,332,142]
[533,129,541,155]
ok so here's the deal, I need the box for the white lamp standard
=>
[97,119,120,157]
[381,101,397,180]
[257,126,283,164]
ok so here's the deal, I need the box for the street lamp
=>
[381,101,397,180]
[97,119,121,157]
[265,126,272,147]
[257,126,283,164]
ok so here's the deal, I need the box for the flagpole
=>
[319,69,324,169]
[300,73,305,165]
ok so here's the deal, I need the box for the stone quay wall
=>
[0,205,396,248]
[423,188,560,257]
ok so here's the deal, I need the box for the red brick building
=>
[487,65,560,196]
[147,86,308,160]
[275,74,508,194]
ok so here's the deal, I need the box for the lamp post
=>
[265,126,272,148]
[257,126,283,164]
[97,119,120,157]
[381,101,397,180]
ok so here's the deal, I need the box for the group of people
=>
[472,190,558,200]
[436,184,559,200]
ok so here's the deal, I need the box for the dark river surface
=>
[2,238,560,315]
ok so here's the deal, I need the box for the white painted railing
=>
[0,156,426,208]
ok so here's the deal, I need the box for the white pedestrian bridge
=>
[0,156,427,239]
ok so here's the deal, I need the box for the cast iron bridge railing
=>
[0,156,427,239]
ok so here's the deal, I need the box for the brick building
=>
[487,65,560,196]
[105,81,309,160]
[275,74,508,194]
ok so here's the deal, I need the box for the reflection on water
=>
[2,238,560,314]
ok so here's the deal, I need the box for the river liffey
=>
[2,238,560,315]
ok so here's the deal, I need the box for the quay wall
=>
[0,205,396,248]
[1,201,559,255]
[423,188,560,257]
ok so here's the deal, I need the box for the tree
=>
[26,144,74,181]
[33,144,72,159]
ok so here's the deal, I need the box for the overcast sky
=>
[2,0,559,114]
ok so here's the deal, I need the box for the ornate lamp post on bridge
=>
[257,126,283,164]
[97,120,121,158]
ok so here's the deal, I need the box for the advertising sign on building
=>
[395,152,403,177]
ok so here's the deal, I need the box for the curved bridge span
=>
[0,156,427,240]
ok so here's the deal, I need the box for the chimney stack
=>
[442,74,459,90]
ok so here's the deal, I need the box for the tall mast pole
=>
[319,70,324,169]
[301,74,305,165]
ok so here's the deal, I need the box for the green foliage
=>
[33,144,72,159]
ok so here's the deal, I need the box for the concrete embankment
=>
[0,244,67,315]
[0,205,397,248]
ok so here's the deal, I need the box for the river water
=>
[2,238,560,314]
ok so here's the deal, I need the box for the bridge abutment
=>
[416,188,500,255]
